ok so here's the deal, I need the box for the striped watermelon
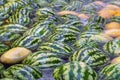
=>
[74,38,99,49]
[87,15,106,26]
[103,39,120,56]
[65,20,83,28]
[70,47,109,67]
[110,16,120,23]
[48,32,76,43]
[51,0,67,11]
[80,31,99,38]
[0,24,28,33]
[6,6,32,26]
[36,7,55,19]
[24,20,55,39]
[100,63,120,80]
[80,31,112,43]
[0,42,9,55]
[53,61,98,80]
[0,63,4,76]
[12,35,41,50]
[55,24,80,34]
[61,14,80,23]
[0,1,30,20]
[63,1,83,11]
[83,23,103,32]
[23,51,63,69]
[1,64,42,80]
[0,30,21,43]
[37,0,50,8]
[38,41,73,57]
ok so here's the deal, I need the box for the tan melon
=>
[105,22,120,30]
[104,29,120,37]
[77,14,89,19]
[98,9,116,18]
[111,56,120,64]
[114,9,120,16]
[0,47,32,64]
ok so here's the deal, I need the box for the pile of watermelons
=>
[0,0,120,80]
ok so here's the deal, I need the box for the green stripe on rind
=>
[12,35,41,50]
[24,20,54,39]
[74,38,99,49]
[55,25,80,34]
[110,16,120,23]
[83,23,103,32]
[0,1,29,20]
[38,41,73,57]
[48,32,76,43]
[0,42,9,55]
[103,39,120,56]
[0,63,4,77]
[100,63,120,80]
[1,64,42,80]
[0,30,21,42]
[69,48,109,67]
[0,24,28,33]
[53,61,98,80]
[80,31,99,39]
[23,51,63,69]
[36,7,55,17]
[63,1,83,11]
[7,6,32,26]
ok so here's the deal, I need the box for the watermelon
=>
[63,1,83,11]
[38,41,73,57]
[0,0,33,21]
[23,51,63,69]
[0,30,20,43]
[80,31,112,43]
[24,20,55,39]
[74,38,99,49]
[70,47,109,67]
[0,24,28,33]
[6,6,32,26]
[0,63,4,76]
[100,63,120,80]
[110,16,120,23]
[55,24,80,34]
[53,61,98,80]
[1,64,42,80]
[51,0,67,11]
[12,35,41,50]
[0,42,9,55]
[48,32,76,43]
[103,39,120,56]
[36,7,55,19]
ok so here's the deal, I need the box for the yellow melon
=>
[105,22,120,30]
[0,47,32,64]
